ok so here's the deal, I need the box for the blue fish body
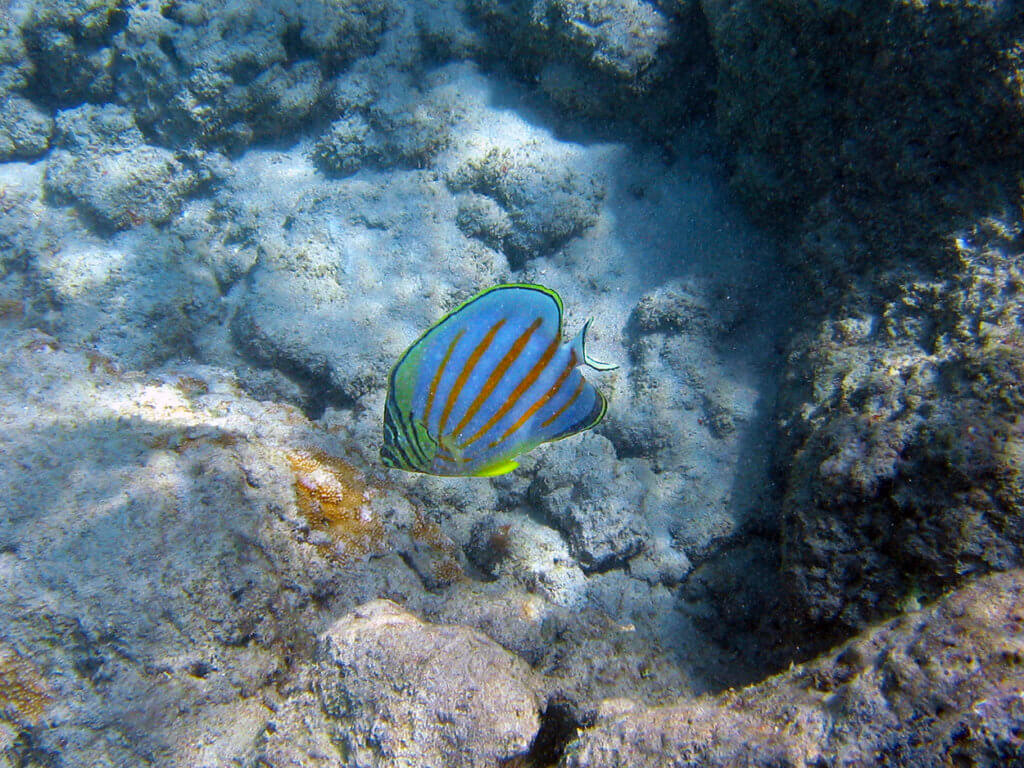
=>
[381,284,616,477]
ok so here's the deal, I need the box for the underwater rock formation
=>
[2,0,1022,764]
[530,433,650,572]
[469,0,715,131]
[447,139,606,266]
[705,0,1024,636]
[315,599,541,767]
[705,0,1024,266]
[0,94,51,160]
[563,568,1024,767]
[112,0,389,150]
[310,72,460,175]
[228,152,505,409]
[778,215,1024,633]
[44,103,204,230]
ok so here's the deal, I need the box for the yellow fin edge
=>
[473,458,520,477]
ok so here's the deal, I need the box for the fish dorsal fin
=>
[571,318,618,371]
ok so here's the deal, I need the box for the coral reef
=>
[112,0,391,150]
[19,0,122,105]
[3,0,1021,764]
[704,0,1024,636]
[530,433,650,573]
[778,215,1024,633]
[468,0,715,131]
[310,69,461,175]
[0,94,51,160]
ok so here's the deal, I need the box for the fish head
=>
[380,397,437,473]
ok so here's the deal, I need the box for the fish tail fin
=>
[572,318,618,371]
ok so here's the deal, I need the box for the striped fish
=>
[381,284,617,477]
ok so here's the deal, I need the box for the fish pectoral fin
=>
[473,458,520,477]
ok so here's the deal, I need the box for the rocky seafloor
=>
[0,1,1022,766]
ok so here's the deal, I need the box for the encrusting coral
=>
[0,643,51,728]
[287,448,386,561]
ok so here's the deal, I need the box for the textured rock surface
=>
[227,149,505,409]
[447,137,606,265]
[778,215,1024,633]
[530,434,650,572]
[564,569,1024,767]
[469,0,715,130]
[703,0,1024,635]
[0,94,51,159]
[10,0,1022,764]
[113,0,390,150]
[706,0,1024,270]
[44,104,203,230]
[0,323,503,766]
[310,67,463,175]
[315,599,541,767]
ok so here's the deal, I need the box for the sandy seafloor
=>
[2,1,1024,766]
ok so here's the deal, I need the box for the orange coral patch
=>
[288,449,386,562]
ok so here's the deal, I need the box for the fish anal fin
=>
[473,458,519,477]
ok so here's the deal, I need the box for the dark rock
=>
[469,0,715,132]
[777,217,1024,634]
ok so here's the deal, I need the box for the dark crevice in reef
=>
[515,699,586,768]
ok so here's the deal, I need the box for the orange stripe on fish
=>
[459,336,560,448]
[424,328,465,427]
[438,319,506,435]
[540,376,585,429]
[490,355,576,448]
[451,317,542,438]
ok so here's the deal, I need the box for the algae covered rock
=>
[706,0,1024,274]
[777,215,1024,634]
[315,599,541,768]
[0,14,32,97]
[448,140,605,265]
[469,0,714,130]
[113,0,390,149]
[530,433,650,572]
[30,226,221,368]
[44,104,203,230]
[311,68,461,176]
[698,0,1024,640]
[19,0,122,104]
[228,151,504,408]
[0,94,51,159]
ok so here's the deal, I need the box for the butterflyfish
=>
[381,283,617,477]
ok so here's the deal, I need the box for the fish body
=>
[381,284,616,477]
